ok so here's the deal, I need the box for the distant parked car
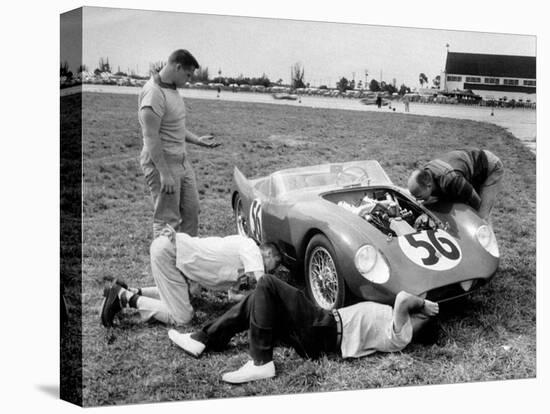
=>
[251,85,266,92]
[272,93,298,100]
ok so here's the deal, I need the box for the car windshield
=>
[271,160,392,197]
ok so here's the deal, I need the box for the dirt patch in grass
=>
[70,92,536,406]
[267,134,311,149]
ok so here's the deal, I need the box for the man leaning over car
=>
[407,148,504,222]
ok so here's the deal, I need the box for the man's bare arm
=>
[185,130,221,148]
[140,108,175,193]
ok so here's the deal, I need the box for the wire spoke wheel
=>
[305,234,345,309]
[234,195,248,236]
[308,246,339,309]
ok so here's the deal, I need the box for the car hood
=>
[373,202,498,296]
[290,194,498,298]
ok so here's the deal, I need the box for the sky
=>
[61,6,536,89]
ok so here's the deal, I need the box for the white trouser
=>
[135,235,194,326]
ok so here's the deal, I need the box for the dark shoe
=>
[114,278,143,298]
[114,278,128,289]
[100,284,123,327]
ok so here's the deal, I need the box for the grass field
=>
[68,92,535,406]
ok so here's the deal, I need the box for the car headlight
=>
[355,245,377,273]
[475,225,499,257]
[355,245,390,284]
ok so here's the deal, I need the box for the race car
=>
[231,160,499,310]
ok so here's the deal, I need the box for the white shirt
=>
[175,233,264,291]
[338,301,412,358]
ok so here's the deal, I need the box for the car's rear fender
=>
[231,191,240,211]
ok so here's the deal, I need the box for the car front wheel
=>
[305,234,345,310]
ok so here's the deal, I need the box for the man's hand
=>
[236,273,258,290]
[414,213,436,230]
[422,196,439,206]
[160,173,176,194]
[198,135,221,148]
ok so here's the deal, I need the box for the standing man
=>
[403,94,410,112]
[100,226,283,328]
[407,148,504,221]
[139,49,220,238]
[167,274,439,384]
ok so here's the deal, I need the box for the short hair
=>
[168,49,199,69]
[416,168,432,188]
[408,168,433,198]
[413,168,432,188]
[260,242,282,264]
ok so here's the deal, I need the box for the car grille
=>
[426,279,485,303]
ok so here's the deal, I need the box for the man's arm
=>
[185,130,221,148]
[441,173,482,210]
[235,271,262,290]
[140,108,175,193]
[249,271,264,281]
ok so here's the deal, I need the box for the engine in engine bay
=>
[336,190,438,236]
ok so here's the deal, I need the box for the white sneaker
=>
[168,329,205,358]
[222,360,276,384]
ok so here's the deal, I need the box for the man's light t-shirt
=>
[338,301,413,358]
[138,77,187,157]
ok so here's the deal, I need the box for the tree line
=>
[61,57,440,93]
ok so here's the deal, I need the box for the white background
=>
[0,1,546,413]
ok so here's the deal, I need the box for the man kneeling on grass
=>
[168,274,439,384]
[100,226,282,327]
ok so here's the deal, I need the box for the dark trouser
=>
[192,275,339,363]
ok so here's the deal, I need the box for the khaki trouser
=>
[479,150,504,221]
[134,234,194,326]
[141,152,200,238]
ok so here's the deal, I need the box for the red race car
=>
[232,159,499,310]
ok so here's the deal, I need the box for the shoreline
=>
[62,84,536,154]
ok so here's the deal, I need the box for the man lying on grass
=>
[100,226,282,327]
[168,274,439,384]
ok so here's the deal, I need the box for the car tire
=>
[233,193,249,237]
[304,234,345,310]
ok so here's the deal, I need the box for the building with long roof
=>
[443,51,536,102]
